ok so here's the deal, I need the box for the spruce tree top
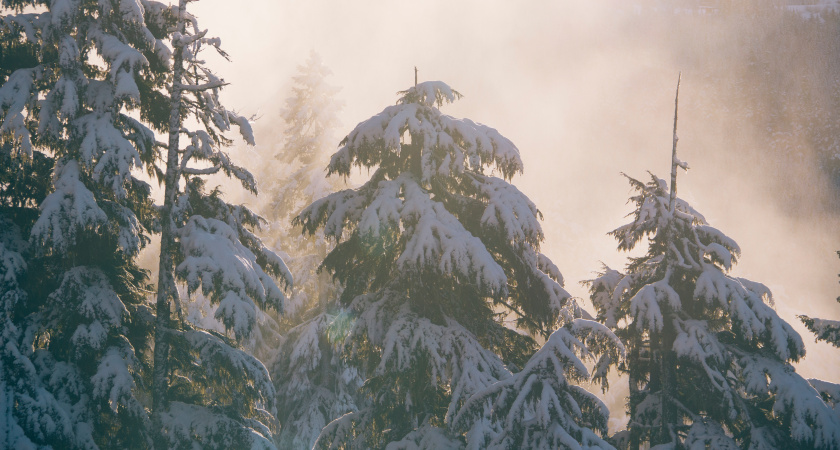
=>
[301,81,587,446]
[590,172,840,449]
[300,80,567,334]
[329,81,522,182]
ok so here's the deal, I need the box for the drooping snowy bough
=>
[298,81,619,448]
[589,172,840,449]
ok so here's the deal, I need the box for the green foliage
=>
[591,172,839,449]
[300,82,571,446]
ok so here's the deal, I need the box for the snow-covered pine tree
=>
[588,81,840,449]
[261,50,343,321]
[297,81,616,448]
[1,1,170,447]
[150,1,291,448]
[252,51,362,450]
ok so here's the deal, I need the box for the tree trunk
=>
[151,2,187,447]
[658,309,678,446]
[628,335,643,450]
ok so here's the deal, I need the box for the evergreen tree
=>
[251,51,362,450]
[0,0,171,447]
[150,1,291,448]
[297,81,615,448]
[588,84,840,449]
[260,50,343,320]
[0,0,291,447]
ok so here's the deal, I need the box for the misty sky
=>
[190,0,840,397]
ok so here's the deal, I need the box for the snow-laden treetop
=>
[300,80,570,343]
[329,81,524,181]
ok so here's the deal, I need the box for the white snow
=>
[177,216,287,338]
[0,68,38,157]
[75,111,143,199]
[330,81,523,181]
[31,160,108,250]
[455,325,616,449]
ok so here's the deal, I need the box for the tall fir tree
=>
[0,0,171,447]
[149,1,291,448]
[588,81,840,449]
[297,80,617,448]
[255,52,362,450]
[259,50,343,320]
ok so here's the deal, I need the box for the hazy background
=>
[189,0,840,429]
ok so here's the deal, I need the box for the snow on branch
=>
[585,266,625,329]
[455,327,614,449]
[75,112,143,199]
[329,81,523,180]
[383,422,462,450]
[227,111,256,146]
[1,14,42,44]
[91,345,145,418]
[160,401,276,450]
[296,184,369,240]
[629,281,680,332]
[610,173,708,253]
[178,79,228,92]
[180,129,257,192]
[741,355,840,448]
[348,290,510,423]
[397,175,507,294]
[178,328,276,403]
[471,173,543,249]
[0,219,26,296]
[0,68,39,157]
[50,0,80,25]
[800,316,840,348]
[299,174,508,295]
[31,160,108,251]
[89,27,149,81]
[684,420,739,450]
[49,267,129,353]
[314,411,367,449]
[172,29,209,48]
[177,216,287,339]
[570,318,626,387]
[398,81,462,107]
[694,270,805,361]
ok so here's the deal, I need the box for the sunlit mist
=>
[190,0,840,429]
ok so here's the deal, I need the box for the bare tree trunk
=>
[657,72,683,447]
[628,337,642,450]
[151,2,187,447]
[658,306,678,446]
[669,73,681,215]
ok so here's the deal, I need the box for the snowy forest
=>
[2,0,840,449]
